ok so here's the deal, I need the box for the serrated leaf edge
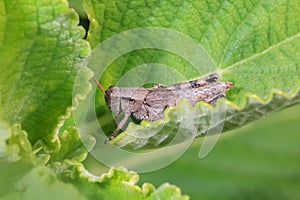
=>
[75,164,188,199]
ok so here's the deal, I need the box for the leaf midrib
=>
[221,32,300,73]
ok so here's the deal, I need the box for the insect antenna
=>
[93,76,107,96]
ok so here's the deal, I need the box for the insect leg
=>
[207,93,225,105]
[105,113,131,143]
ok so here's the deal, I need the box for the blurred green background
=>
[139,104,300,199]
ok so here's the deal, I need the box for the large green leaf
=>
[83,0,300,148]
[0,0,90,150]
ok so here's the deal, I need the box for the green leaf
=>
[0,122,34,197]
[0,122,87,199]
[45,127,95,175]
[66,165,188,200]
[47,127,95,165]
[1,166,88,200]
[83,0,300,148]
[0,0,91,151]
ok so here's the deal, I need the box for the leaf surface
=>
[0,0,91,150]
[83,0,300,148]
[68,165,188,200]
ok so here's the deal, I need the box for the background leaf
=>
[0,123,34,197]
[83,0,300,148]
[2,166,88,200]
[0,0,90,150]
[66,165,188,200]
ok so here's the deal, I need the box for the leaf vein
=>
[222,32,300,72]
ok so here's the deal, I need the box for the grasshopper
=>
[94,73,233,142]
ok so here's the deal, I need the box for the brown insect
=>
[94,73,233,143]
